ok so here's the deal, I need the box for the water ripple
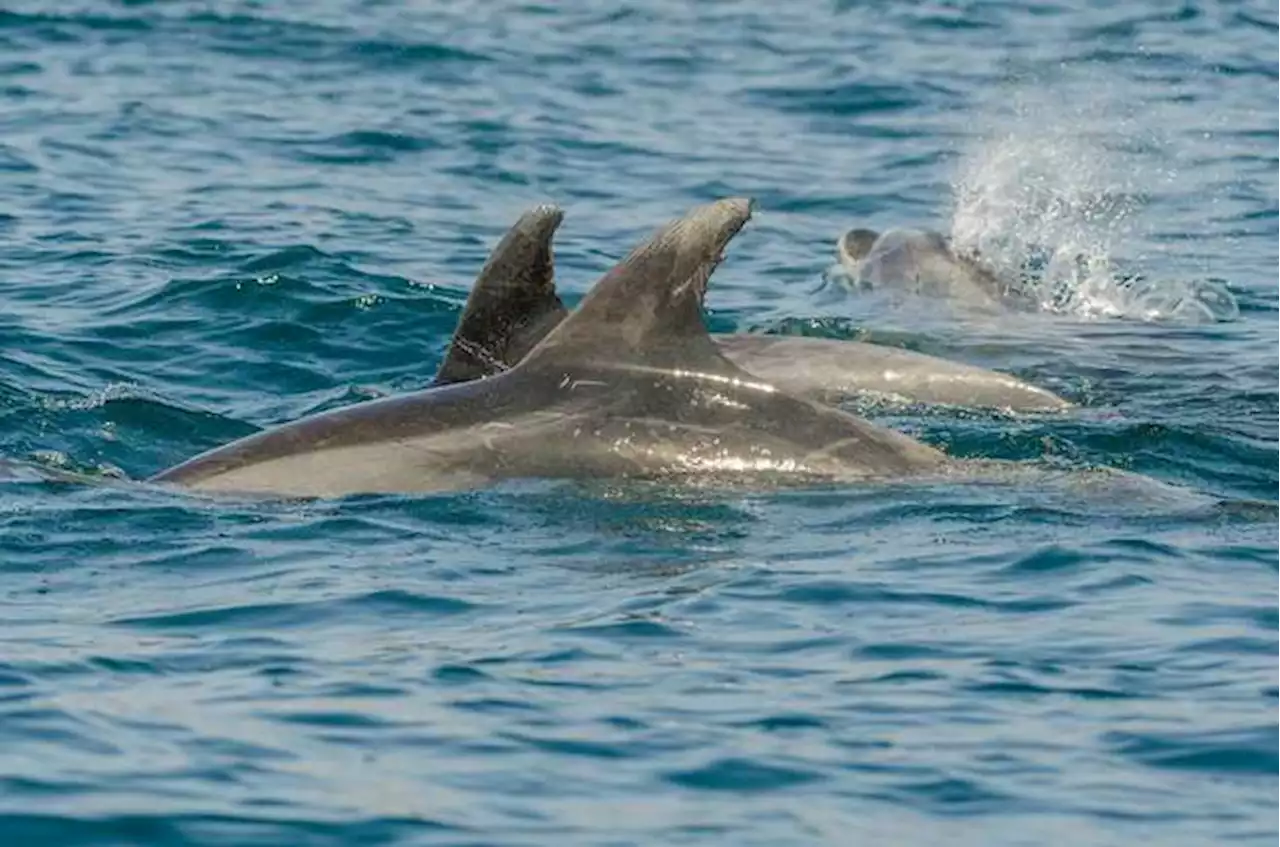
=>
[0,1,1274,845]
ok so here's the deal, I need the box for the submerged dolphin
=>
[150,198,950,498]
[837,227,1036,310]
[433,208,1069,411]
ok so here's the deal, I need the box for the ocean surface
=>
[0,1,1276,845]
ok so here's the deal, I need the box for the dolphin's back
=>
[147,376,517,494]
[715,335,1070,411]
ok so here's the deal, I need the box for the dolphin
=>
[709,334,1067,410]
[432,208,1069,411]
[149,198,950,498]
[836,227,1037,310]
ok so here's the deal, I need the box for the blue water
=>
[0,1,1276,844]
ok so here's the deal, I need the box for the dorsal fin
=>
[434,204,568,385]
[516,197,754,374]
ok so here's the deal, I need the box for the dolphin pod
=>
[152,198,958,498]
[432,206,1069,411]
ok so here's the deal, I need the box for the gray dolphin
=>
[149,198,949,498]
[710,334,1066,410]
[433,208,1069,411]
[837,227,1036,310]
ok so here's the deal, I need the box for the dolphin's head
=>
[837,228,879,267]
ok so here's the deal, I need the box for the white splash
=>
[946,79,1238,323]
